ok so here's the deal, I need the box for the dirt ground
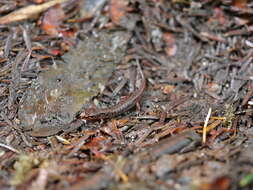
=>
[1,0,253,190]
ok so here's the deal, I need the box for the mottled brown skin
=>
[80,64,146,120]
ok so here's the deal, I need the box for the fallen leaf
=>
[198,176,231,190]
[109,0,128,25]
[41,4,65,36]
[233,0,248,9]
[163,32,177,56]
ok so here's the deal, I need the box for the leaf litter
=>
[0,0,253,190]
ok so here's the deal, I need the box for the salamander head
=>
[79,107,98,120]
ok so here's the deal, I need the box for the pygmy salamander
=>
[79,63,146,120]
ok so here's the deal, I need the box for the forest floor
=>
[1,0,253,190]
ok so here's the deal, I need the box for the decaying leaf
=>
[41,4,65,36]
[163,32,177,56]
[109,0,128,25]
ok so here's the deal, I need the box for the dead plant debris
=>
[0,0,253,189]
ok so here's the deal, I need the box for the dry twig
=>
[0,0,68,24]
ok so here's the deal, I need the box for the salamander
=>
[79,63,146,120]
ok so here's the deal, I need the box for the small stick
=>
[203,107,212,144]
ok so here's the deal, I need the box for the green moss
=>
[11,154,39,186]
